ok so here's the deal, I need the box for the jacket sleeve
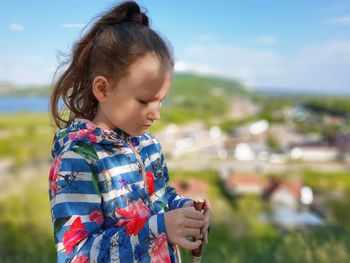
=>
[49,150,170,263]
[160,152,193,210]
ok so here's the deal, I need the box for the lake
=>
[0,96,51,113]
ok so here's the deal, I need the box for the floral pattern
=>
[116,199,151,236]
[62,217,88,255]
[49,156,61,198]
[146,170,156,196]
[149,233,171,263]
[89,210,104,224]
[72,255,89,263]
[69,122,98,143]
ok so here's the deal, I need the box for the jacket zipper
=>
[126,137,155,210]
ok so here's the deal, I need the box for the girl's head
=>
[51,1,174,133]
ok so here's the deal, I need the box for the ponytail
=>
[50,1,173,129]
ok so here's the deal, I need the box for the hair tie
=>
[128,13,143,25]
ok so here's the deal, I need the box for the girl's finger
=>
[183,227,201,238]
[179,238,202,251]
[201,225,209,244]
[184,218,205,229]
[183,207,205,220]
[203,198,212,210]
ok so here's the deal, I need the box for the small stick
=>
[191,200,205,263]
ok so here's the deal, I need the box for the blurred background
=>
[1,0,350,262]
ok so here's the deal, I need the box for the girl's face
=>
[93,53,172,136]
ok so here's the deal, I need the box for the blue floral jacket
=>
[49,119,192,262]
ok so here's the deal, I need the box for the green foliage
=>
[300,170,350,192]
[219,116,257,132]
[303,97,350,116]
[0,176,56,262]
[0,113,53,165]
[327,190,350,228]
[267,133,280,151]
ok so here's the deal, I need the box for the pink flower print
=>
[85,122,96,131]
[149,233,171,263]
[68,128,98,143]
[69,130,86,141]
[49,156,61,197]
[72,256,89,263]
[62,217,88,255]
[88,134,97,143]
[89,210,104,224]
[116,200,151,236]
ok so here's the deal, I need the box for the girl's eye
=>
[138,99,148,105]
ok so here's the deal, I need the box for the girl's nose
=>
[147,109,160,122]
[147,103,161,121]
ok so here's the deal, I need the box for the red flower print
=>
[56,185,62,193]
[68,128,98,143]
[69,131,86,141]
[49,156,61,197]
[72,256,89,263]
[149,233,171,263]
[116,200,151,236]
[88,134,97,143]
[89,210,104,224]
[63,217,88,255]
[146,170,155,196]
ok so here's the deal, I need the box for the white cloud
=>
[9,23,25,32]
[328,16,350,25]
[181,44,283,87]
[174,61,187,72]
[62,23,86,29]
[176,41,350,91]
[256,35,277,45]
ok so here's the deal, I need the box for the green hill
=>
[0,73,247,98]
[156,73,249,126]
[0,84,52,97]
[172,73,248,97]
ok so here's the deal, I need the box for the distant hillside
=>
[0,84,52,97]
[0,73,249,98]
[172,73,248,97]
[155,73,250,125]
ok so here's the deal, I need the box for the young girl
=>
[49,1,211,262]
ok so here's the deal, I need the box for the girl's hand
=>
[164,207,205,250]
[183,199,211,244]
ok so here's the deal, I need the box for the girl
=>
[49,1,211,262]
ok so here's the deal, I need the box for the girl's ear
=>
[92,76,110,102]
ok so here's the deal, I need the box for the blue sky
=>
[1,0,350,93]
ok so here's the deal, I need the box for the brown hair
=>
[50,1,174,129]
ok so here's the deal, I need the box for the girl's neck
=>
[91,110,115,131]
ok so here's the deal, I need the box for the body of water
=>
[0,96,51,113]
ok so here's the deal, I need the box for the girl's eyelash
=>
[138,99,148,104]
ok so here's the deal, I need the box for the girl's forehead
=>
[126,54,173,95]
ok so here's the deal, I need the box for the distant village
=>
[156,97,350,230]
